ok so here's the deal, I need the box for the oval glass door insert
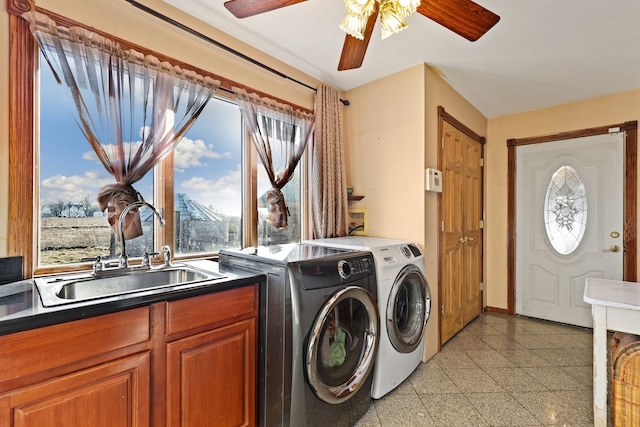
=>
[543,165,588,255]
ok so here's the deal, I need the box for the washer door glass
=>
[387,264,431,353]
[306,286,379,405]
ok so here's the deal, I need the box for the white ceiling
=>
[162,0,640,118]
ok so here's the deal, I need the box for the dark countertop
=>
[0,259,264,336]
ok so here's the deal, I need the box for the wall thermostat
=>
[426,168,442,192]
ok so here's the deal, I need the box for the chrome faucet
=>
[118,201,165,268]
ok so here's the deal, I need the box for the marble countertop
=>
[583,277,640,309]
[0,259,264,336]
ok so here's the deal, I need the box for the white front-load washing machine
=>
[305,236,431,399]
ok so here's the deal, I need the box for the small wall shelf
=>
[348,195,364,201]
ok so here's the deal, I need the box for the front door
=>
[515,132,624,327]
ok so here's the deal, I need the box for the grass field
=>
[40,217,113,265]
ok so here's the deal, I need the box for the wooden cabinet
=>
[164,286,258,427]
[0,284,258,427]
[166,319,256,426]
[0,353,150,427]
[0,307,151,426]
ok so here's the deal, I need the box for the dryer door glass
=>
[306,286,379,404]
[387,265,431,353]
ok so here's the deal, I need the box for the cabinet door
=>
[0,352,150,427]
[166,318,256,427]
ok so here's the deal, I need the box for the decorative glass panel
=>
[544,165,588,255]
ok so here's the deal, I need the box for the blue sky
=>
[39,56,252,217]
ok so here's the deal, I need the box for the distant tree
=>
[49,200,65,217]
[82,196,93,216]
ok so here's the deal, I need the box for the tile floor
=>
[355,312,596,426]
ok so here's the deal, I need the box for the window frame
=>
[7,4,311,277]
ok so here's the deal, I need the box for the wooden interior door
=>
[439,115,484,345]
[461,133,483,326]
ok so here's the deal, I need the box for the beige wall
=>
[485,89,640,309]
[0,0,320,257]
[343,64,487,361]
[343,65,426,241]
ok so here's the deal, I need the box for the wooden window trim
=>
[8,7,36,278]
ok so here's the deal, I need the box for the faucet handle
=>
[161,245,172,267]
[93,256,104,274]
[142,251,159,267]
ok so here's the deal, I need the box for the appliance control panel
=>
[298,254,374,290]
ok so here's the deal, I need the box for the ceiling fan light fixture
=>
[223,0,501,72]
[339,13,369,39]
[343,0,376,15]
[340,0,376,39]
[379,0,411,39]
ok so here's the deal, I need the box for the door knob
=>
[604,245,621,253]
[459,237,465,244]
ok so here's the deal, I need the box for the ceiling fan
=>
[223,0,500,71]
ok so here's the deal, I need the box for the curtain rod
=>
[124,0,317,92]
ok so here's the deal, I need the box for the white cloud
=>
[82,151,97,161]
[81,136,231,174]
[82,141,144,162]
[40,171,112,206]
[174,136,232,172]
[179,165,242,215]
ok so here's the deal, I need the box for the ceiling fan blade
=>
[224,0,307,19]
[337,4,379,71]
[417,0,500,42]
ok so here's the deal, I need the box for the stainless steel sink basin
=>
[35,265,226,307]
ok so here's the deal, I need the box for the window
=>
[172,96,243,256]
[543,165,587,255]
[256,139,302,246]
[10,12,306,274]
[39,55,156,265]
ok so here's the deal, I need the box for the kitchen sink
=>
[35,265,226,307]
